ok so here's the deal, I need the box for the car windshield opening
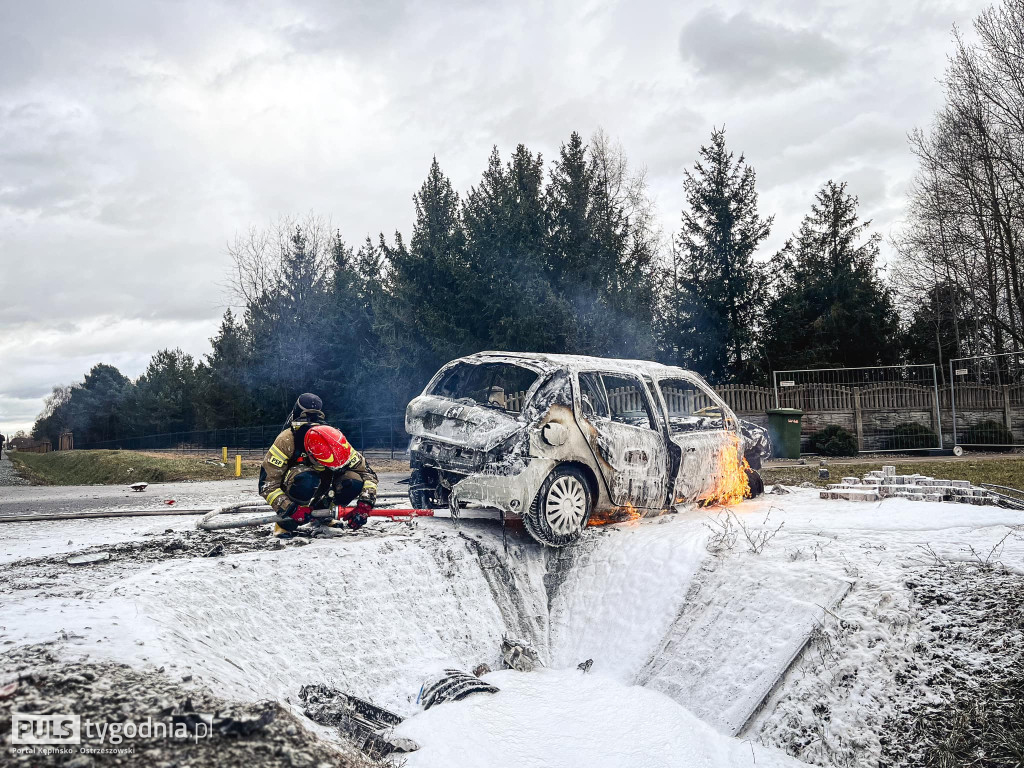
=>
[659,378,724,433]
[428,362,539,414]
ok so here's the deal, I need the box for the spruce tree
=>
[381,157,472,402]
[463,145,570,352]
[673,128,772,381]
[200,309,253,427]
[763,181,899,370]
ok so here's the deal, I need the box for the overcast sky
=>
[0,0,980,434]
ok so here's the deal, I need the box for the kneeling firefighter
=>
[259,393,378,539]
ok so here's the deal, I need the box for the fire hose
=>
[196,502,435,531]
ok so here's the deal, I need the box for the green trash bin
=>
[766,408,803,459]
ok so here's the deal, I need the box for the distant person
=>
[0,433,5,459]
[258,393,379,539]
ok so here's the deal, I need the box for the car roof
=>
[466,351,695,380]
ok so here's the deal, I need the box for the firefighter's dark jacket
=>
[258,420,378,514]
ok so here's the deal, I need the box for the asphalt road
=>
[0,472,410,518]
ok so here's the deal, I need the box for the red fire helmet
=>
[304,425,353,468]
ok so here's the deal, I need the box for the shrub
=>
[963,419,1015,451]
[882,422,938,451]
[808,425,858,456]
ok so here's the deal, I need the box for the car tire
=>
[523,465,592,548]
[409,469,431,509]
[745,468,765,498]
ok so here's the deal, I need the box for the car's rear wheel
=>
[523,465,592,547]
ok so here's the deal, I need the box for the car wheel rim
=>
[545,475,587,536]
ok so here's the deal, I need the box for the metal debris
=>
[419,669,499,710]
[501,636,543,672]
[299,684,414,758]
[66,552,111,566]
[577,659,593,674]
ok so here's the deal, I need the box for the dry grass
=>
[10,449,409,485]
[9,450,261,485]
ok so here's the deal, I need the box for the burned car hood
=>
[406,395,524,452]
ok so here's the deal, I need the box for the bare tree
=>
[897,2,1024,362]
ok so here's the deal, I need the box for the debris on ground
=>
[298,684,416,759]
[0,645,372,767]
[66,552,111,566]
[821,465,1004,504]
[500,636,544,672]
[769,485,792,495]
[577,659,593,674]
[129,482,148,492]
[419,669,499,710]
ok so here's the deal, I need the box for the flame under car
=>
[406,352,767,547]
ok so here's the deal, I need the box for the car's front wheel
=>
[523,465,592,547]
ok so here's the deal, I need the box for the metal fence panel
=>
[772,365,943,453]
[950,352,1024,449]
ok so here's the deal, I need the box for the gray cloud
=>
[0,0,982,432]
[679,8,849,89]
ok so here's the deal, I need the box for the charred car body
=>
[407,352,769,547]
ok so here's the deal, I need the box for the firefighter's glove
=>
[281,502,311,525]
[346,500,372,530]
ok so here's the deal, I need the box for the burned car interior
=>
[429,362,538,414]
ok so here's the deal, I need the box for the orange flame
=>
[702,434,751,507]
[588,502,642,527]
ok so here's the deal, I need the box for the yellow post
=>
[235,454,242,477]
[222,446,228,463]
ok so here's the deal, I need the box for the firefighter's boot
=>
[273,523,297,539]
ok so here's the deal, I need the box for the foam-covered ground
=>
[396,668,803,768]
[2,487,1021,767]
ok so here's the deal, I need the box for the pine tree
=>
[763,181,899,370]
[134,349,199,433]
[673,128,772,381]
[463,145,571,352]
[901,281,975,375]
[381,157,473,403]
[545,132,595,295]
[199,309,253,428]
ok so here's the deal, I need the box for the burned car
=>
[406,352,768,547]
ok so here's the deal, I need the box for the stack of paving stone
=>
[819,465,999,505]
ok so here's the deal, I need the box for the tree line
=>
[44,0,1024,448]
[33,124,903,446]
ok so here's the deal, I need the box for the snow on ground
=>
[0,514,196,564]
[395,668,803,768]
[1,487,1021,767]
[546,520,708,683]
